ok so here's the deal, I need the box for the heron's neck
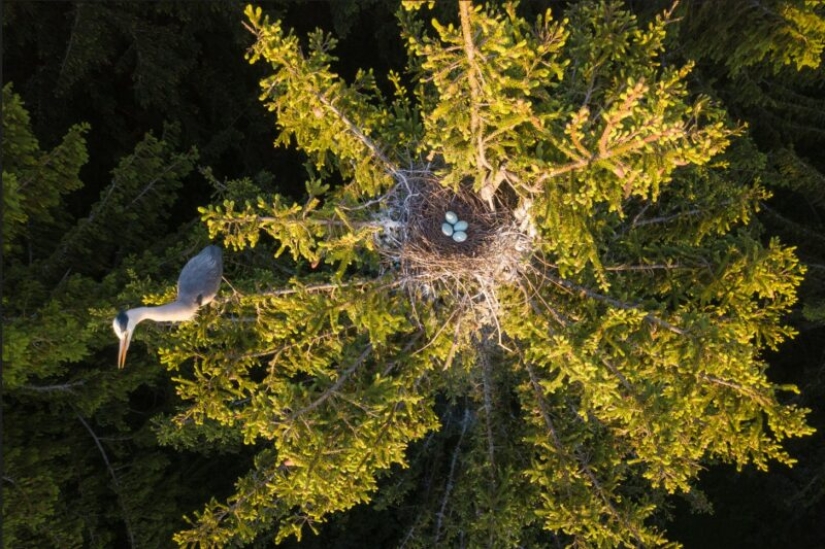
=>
[130,300,198,325]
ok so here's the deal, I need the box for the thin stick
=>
[434,408,471,546]
[76,413,136,549]
[545,273,687,335]
[287,345,372,421]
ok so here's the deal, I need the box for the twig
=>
[257,279,400,298]
[128,153,191,208]
[19,380,85,393]
[479,344,497,476]
[533,128,683,188]
[287,345,372,421]
[315,93,399,177]
[525,365,646,544]
[545,273,687,336]
[698,373,771,406]
[76,413,136,549]
[631,208,703,228]
[434,408,471,546]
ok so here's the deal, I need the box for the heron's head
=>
[113,311,133,369]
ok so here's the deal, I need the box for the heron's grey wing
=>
[177,245,223,306]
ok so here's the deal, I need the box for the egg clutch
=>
[441,211,469,243]
[378,172,532,305]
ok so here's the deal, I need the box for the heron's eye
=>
[115,311,129,334]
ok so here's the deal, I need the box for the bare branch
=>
[76,413,136,549]
[459,1,497,208]
[478,343,498,477]
[434,408,471,546]
[257,279,400,298]
[19,380,86,393]
[698,373,772,406]
[631,208,703,228]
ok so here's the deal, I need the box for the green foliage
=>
[2,1,278,178]
[2,364,206,549]
[168,277,439,545]
[403,1,569,194]
[150,2,815,547]
[678,0,825,76]
[2,83,89,253]
[671,0,825,143]
[2,76,227,547]
[771,147,825,209]
[57,126,199,266]
[2,0,822,546]
[671,0,825,333]
[2,102,197,388]
[244,5,396,198]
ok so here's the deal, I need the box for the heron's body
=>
[113,245,222,368]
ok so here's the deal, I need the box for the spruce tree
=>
[121,1,814,546]
[2,83,221,548]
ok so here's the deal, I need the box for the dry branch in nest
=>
[374,167,535,333]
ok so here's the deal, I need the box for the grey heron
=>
[113,245,222,368]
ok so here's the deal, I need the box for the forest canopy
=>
[171,1,813,545]
[3,1,825,548]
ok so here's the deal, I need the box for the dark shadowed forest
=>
[3,1,825,547]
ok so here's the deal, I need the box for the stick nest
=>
[375,169,534,310]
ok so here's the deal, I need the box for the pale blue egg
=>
[445,211,458,224]
[453,220,468,232]
[441,222,454,236]
[452,230,467,243]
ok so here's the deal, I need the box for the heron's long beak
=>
[117,331,132,369]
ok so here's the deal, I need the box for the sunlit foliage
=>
[153,2,816,547]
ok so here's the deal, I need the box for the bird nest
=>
[374,168,534,321]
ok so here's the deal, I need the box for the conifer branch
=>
[434,407,471,546]
[478,342,498,475]
[459,1,495,206]
[199,462,284,541]
[524,363,572,490]
[20,380,86,393]
[286,345,372,421]
[127,153,192,208]
[76,413,136,549]
[533,127,683,188]
[698,373,772,406]
[314,92,399,177]
[577,451,647,544]
[558,396,649,544]
[599,358,699,485]
[2,476,68,546]
[545,273,687,335]
[58,4,82,87]
[761,203,825,245]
